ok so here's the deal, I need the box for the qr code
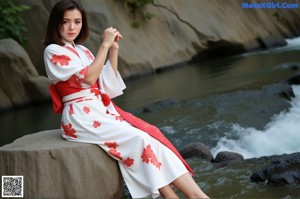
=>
[2,176,23,198]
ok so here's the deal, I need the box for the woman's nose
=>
[69,22,75,30]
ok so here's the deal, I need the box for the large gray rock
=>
[0,129,124,199]
[0,39,50,111]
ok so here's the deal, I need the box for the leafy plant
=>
[120,0,155,28]
[272,11,283,22]
[0,0,30,45]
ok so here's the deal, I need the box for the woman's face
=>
[60,8,82,44]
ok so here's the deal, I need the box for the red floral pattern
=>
[104,141,134,167]
[83,106,90,114]
[93,121,101,128]
[108,148,123,160]
[67,68,87,88]
[105,141,118,149]
[61,122,77,138]
[123,157,134,167]
[79,67,88,76]
[141,144,162,170]
[51,54,71,66]
[141,145,153,164]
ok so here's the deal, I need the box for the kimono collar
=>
[62,39,76,49]
[62,40,80,58]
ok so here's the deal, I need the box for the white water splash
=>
[211,85,300,159]
[284,37,300,50]
[240,36,300,57]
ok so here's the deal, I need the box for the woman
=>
[44,0,209,198]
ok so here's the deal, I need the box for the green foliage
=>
[131,21,141,28]
[0,0,30,45]
[272,11,283,22]
[121,0,155,28]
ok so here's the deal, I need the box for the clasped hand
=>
[102,27,122,49]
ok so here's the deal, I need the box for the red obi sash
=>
[49,82,194,176]
[49,81,104,113]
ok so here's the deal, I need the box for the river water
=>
[1,38,300,198]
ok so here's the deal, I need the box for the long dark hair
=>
[44,0,89,46]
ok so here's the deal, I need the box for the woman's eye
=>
[75,21,81,24]
[63,20,68,24]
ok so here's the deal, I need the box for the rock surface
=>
[143,99,180,113]
[0,129,124,199]
[0,39,50,111]
[250,153,300,185]
[180,142,213,161]
[214,151,244,163]
[286,73,300,85]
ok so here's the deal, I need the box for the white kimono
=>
[44,41,188,198]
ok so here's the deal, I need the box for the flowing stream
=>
[1,38,300,198]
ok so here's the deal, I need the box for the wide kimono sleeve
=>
[98,60,126,99]
[77,44,126,98]
[44,44,88,88]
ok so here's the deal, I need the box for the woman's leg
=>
[159,184,179,198]
[172,173,209,198]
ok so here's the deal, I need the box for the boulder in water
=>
[143,99,180,113]
[180,142,213,161]
[214,151,244,163]
[262,83,295,101]
[251,153,300,185]
[287,73,300,85]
